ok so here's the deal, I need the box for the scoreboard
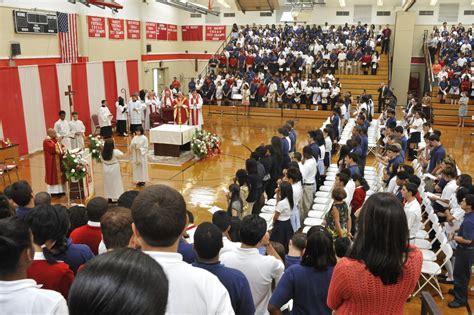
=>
[13,10,58,34]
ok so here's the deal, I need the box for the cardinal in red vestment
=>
[173,92,189,125]
[43,128,66,194]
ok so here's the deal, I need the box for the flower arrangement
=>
[191,129,221,160]
[88,134,104,163]
[62,151,88,182]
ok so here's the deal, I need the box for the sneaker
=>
[448,300,466,308]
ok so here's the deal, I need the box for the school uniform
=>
[69,221,102,255]
[27,252,74,299]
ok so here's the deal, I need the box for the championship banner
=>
[126,20,141,39]
[145,22,157,40]
[87,16,106,38]
[108,18,124,40]
[181,25,203,41]
[205,26,226,41]
[167,24,178,41]
[157,23,168,40]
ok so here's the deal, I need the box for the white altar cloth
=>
[150,124,196,145]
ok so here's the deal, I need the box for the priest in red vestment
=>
[173,92,189,125]
[43,128,65,195]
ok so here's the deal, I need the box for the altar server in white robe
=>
[188,90,204,129]
[54,110,72,150]
[145,91,160,130]
[128,94,145,134]
[69,112,85,150]
[101,138,124,202]
[98,100,113,138]
[130,126,149,187]
[116,96,128,136]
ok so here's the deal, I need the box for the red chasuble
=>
[27,260,74,298]
[43,137,65,185]
[70,224,102,255]
[173,97,189,125]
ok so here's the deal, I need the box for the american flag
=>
[57,12,78,64]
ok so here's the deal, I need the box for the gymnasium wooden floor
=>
[6,113,474,314]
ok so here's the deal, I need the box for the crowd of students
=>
[1,91,474,312]
[188,23,391,110]
[429,22,473,107]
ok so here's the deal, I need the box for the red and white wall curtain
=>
[0,60,139,155]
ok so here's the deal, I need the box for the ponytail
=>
[41,244,58,265]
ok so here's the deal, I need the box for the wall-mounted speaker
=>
[158,61,163,68]
[11,42,21,57]
[195,59,198,72]
[146,44,152,53]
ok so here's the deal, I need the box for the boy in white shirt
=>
[221,214,284,315]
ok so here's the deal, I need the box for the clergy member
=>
[130,126,149,187]
[161,87,174,108]
[129,93,145,134]
[189,90,204,130]
[145,91,161,130]
[43,128,65,195]
[173,92,189,125]
[69,112,85,150]
[116,96,128,137]
[98,100,113,138]
[54,111,72,151]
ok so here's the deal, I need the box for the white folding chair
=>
[304,217,324,227]
[413,243,453,299]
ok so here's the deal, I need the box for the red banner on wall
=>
[145,22,157,40]
[182,25,203,41]
[88,16,106,38]
[205,25,226,41]
[157,23,168,40]
[167,24,178,41]
[108,18,124,40]
[126,20,141,39]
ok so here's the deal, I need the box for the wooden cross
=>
[64,85,75,119]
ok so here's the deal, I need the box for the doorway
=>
[153,68,168,93]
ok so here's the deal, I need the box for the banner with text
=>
[167,24,178,41]
[108,18,124,40]
[126,20,141,39]
[205,26,226,41]
[88,16,106,38]
[145,22,157,40]
[157,23,168,40]
[181,25,203,41]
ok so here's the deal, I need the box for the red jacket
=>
[70,223,102,255]
[27,258,74,298]
[245,54,255,65]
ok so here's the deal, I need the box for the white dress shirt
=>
[0,279,68,315]
[145,251,234,315]
[344,179,356,207]
[404,199,422,239]
[220,247,284,315]
[219,236,241,256]
[292,182,303,209]
[275,198,292,221]
[300,157,317,184]
[441,180,458,201]
[98,106,112,127]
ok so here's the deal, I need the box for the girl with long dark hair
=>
[101,138,124,202]
[270,181,295,252]
[226,183,243,218]
[245,158,261,213]
[328,193,422,314]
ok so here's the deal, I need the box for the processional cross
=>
[65,85,75,119]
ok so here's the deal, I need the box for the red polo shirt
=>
[70,221,102,255]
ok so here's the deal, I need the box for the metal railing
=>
[422,30,435,94]
[197,30,234,78]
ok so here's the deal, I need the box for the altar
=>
[150,124,196,157]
